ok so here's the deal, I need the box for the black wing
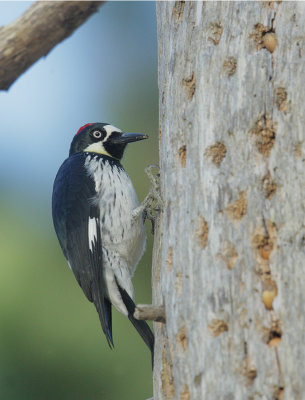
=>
[52,153,113,347]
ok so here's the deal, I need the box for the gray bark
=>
[154,2,305,399]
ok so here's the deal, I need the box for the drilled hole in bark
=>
[262,171,277,200]
[249,114,277,156]
[263,320,282,346]
[180,385,190,400]
[254,234,274,259]
[252,221,278,310]
[172,1,185,21]
[208,319,229,337]
[275,87,287,111]
[161,348,175,399]
[267,327,282,343]
[243,341,257,384]
[182,73,196,100]
[223,56,237,77]
[225,191,247,221]
[205,141,227,167]
[176,324,187,351]
[208,22,223,45]
[178,145,187,167]
[250,23,276,52]
[196,216,209,249]
[274,386,285,400]
[252,221,277,262]
[166,247,173,271]
[246,367,257,383]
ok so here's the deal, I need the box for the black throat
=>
[103,141,127,161]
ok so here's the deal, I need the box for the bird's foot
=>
[144,164,163,209]
[132,164,163,234]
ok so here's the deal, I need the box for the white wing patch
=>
[88,217,98,251]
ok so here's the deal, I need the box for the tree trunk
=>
[153,2,305,399]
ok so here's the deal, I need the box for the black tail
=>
[92,284,114,348]
[117,285,154,367]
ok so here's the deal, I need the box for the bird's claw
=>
[132,164,163,234]
[143,164,163,234]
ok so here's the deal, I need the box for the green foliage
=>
[0,205,155,399]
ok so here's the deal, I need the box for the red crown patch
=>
[76,123,94,135]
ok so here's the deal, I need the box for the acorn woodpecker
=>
[52,122,154,360]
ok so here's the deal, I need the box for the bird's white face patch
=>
[84,124,122,159]
[88,217,98,251]
[84,142,111,157]
[103,124,122,141]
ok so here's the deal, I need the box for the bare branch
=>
[0,1,105,90]
[134,304,166,323]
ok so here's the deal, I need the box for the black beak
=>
[112,132,149,144]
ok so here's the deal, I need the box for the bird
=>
[52,122,154,362]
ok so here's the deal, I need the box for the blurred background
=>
[0,2,158,399]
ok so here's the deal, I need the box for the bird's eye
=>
[92,130,102,139]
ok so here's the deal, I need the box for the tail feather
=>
[88,213,115,348]
[117,285,154,366]
[103,298,114,347]
[92,282,114,348]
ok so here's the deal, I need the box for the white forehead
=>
[104,124,122,139]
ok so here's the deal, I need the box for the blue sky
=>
[0,2,158,207]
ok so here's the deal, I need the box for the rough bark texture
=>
[154,2,305,399]
[0,1,104,90]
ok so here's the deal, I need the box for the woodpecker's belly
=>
[85,155,146,273]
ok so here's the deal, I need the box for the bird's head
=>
[69,122,148,160]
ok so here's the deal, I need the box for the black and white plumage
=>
[52,122,154,360]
